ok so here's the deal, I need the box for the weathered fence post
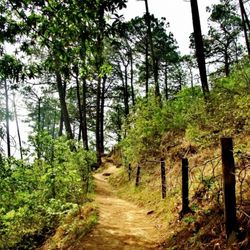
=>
[180,158,191,217]
[221,137,237,240]
[160,158,166,199]
[128,163,132,181]
[135,165,141,187]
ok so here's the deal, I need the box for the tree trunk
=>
[190,0,209,99]
[224,48,230,76]
[164,65,168,100]
[239,0,250,57]
[100,75,106,154]
[130,51,135,106]
[79,27,89,150]
[4,80,11,158]
[75,66,85,146]
[13,94,23,160]
[145,39,149,98]
[116,106,122,142]
[37,98,41,159]
[96,77,101,165]
[82,77,89,150]
[124,65,129,116]
[58,108,64,136]
[55,71,73,139]
[96,2,105,166]
[144,0,160,99]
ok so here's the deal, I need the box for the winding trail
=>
[79,162,163,249]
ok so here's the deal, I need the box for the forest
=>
[0,0,250,249]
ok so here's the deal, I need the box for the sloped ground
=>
[77,162,164,250]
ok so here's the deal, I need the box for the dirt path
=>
[78,162,163,249]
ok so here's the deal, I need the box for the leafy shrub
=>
[120,87,204,163]
[0,134,96,249]
[120,60,250,166]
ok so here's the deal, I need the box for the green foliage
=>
[121,60,250,163]
[120,96,162,163]
[120,87,204,163]
[0,135,96,249]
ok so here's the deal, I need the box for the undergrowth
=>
[110,59,250,249]
[0,134,96,249]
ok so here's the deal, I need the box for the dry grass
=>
[109,133,250,249]
[39,202,98,250]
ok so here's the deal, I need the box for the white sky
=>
[121,0,221,54]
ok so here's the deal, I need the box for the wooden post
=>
[135,165,141,187]
[180,158,191,217]
[128,164,132,181]
[221,137,237,239]
[160,158,166,199]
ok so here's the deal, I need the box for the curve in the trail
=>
[77,163,163,250]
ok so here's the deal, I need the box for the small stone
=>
[103,173,111,176]
[147,210,154,215]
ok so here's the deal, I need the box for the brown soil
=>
[76,163,164,250]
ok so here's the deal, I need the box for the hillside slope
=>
[109,61,250,249]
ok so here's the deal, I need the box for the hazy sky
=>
[121,0,221,54]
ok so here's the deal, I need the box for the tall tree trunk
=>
[79,28,89,150]
[58,109,64,136]
[124,65,129,116]
[164,65,168,100]
[4,80,10,158]
[116,105,122,142]
[190,0,209,99]
[52,110,57,139]
[144,0,160,99]
[225,48,230,76]
[55,71,73,139]
[75,66,85,146]
[13,94,23,160]
[145,39,149,98]
[37,97,41,159]
[96,2,105,166]
[239,0,250,31]
[82,77,89,150]
[189,66,195,96]
[130,52,135,106]
[100,75,107,154]
[239,0,250,57]
[96,77,101,165]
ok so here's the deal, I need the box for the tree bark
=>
[58,108,64,136]
[82,76,89,150]
[4,79,11,158]
[145,39,149,98]
[144,0,160,99]
[124,65,129,116]
[75,66,85,146]
[55,71,73,139]
[190,0,209,99]
[95,3,105,166]
[13,94,23,160]
[239,0,250,57]
[79,27,89,150]
[100,75,107,154]
[130,51,135,106]
[96,76,101,165]
[224,48,230,76]
[164,65,168,100]
[37,97,41,159]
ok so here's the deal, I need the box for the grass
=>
[109,134,250,249]
[39,201,98,250]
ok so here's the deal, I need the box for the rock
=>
[147,210,154,215]
[102,173,111,176]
